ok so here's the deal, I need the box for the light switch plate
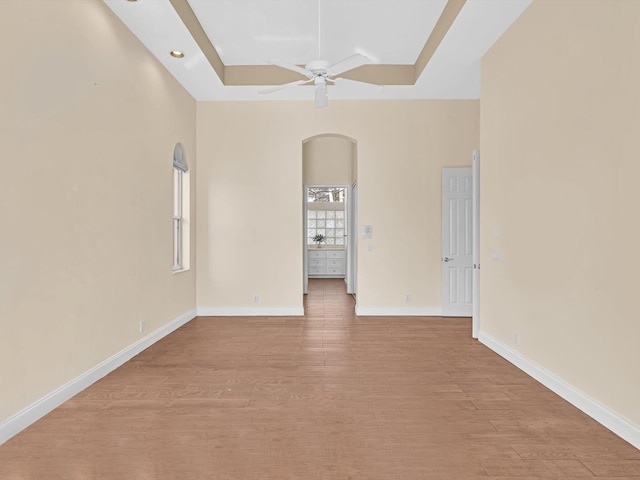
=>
[362,225,373,239]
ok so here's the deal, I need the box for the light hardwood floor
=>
[1,278,639,479]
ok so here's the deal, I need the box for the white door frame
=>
[303,185,352,295]
[472,150,480,338]
[347,183,357,295]
[303,187,309,294]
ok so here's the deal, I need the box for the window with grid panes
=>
[307,208,346,246]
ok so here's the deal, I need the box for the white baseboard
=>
[197,307,304,317]
[0,308,197,446]
[355,306,444,316]
[479,331,640,450]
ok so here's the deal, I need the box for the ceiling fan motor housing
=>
[305,60,331,75]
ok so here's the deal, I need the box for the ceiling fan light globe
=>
[315,83,328,108]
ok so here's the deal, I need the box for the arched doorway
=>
[302,134,358,302]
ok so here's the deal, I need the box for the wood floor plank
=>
[0,278,638,479]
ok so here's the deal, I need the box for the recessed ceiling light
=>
[126,0,137,2]
[170,50,185,58]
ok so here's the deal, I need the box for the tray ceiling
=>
[103,0,532,101]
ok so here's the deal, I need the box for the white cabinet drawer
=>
[307,249,344,277]
[309,258,325,267]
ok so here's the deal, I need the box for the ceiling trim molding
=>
[225,64,415,87]
[168,0,225,82]
[340,65,415,86]
[414,0,467,82]
[169,0,464,87]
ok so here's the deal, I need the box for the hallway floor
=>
[1,278,639,479]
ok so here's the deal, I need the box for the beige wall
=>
[196,100,478,312]
[481,0,640,426]
[0,0,196,422]
[303,135,354,185]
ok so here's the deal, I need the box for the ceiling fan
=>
[259,0,373,108]
[260,54,370,108]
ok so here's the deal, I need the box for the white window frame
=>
[172,142,189,272]
[173,167,184,271]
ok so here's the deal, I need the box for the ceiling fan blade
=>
[267,59,313,79]
[332,77,381,88]
[259,80,308,95]
[325,53,369,77]
[314,83,328,109]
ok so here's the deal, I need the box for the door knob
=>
[443,257,453,262]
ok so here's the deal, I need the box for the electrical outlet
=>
[253,295,259,304]
[139,320,145,333]
[405,294,411,303]
[514,332,519,345]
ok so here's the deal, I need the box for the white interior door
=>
[472,151,480,337]
[442,168,473,316]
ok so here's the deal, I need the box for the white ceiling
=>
[103,0,532,102]
[190,0,448,65]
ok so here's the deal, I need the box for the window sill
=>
[172,267,190,274]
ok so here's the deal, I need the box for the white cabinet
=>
[308,249,345,277]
